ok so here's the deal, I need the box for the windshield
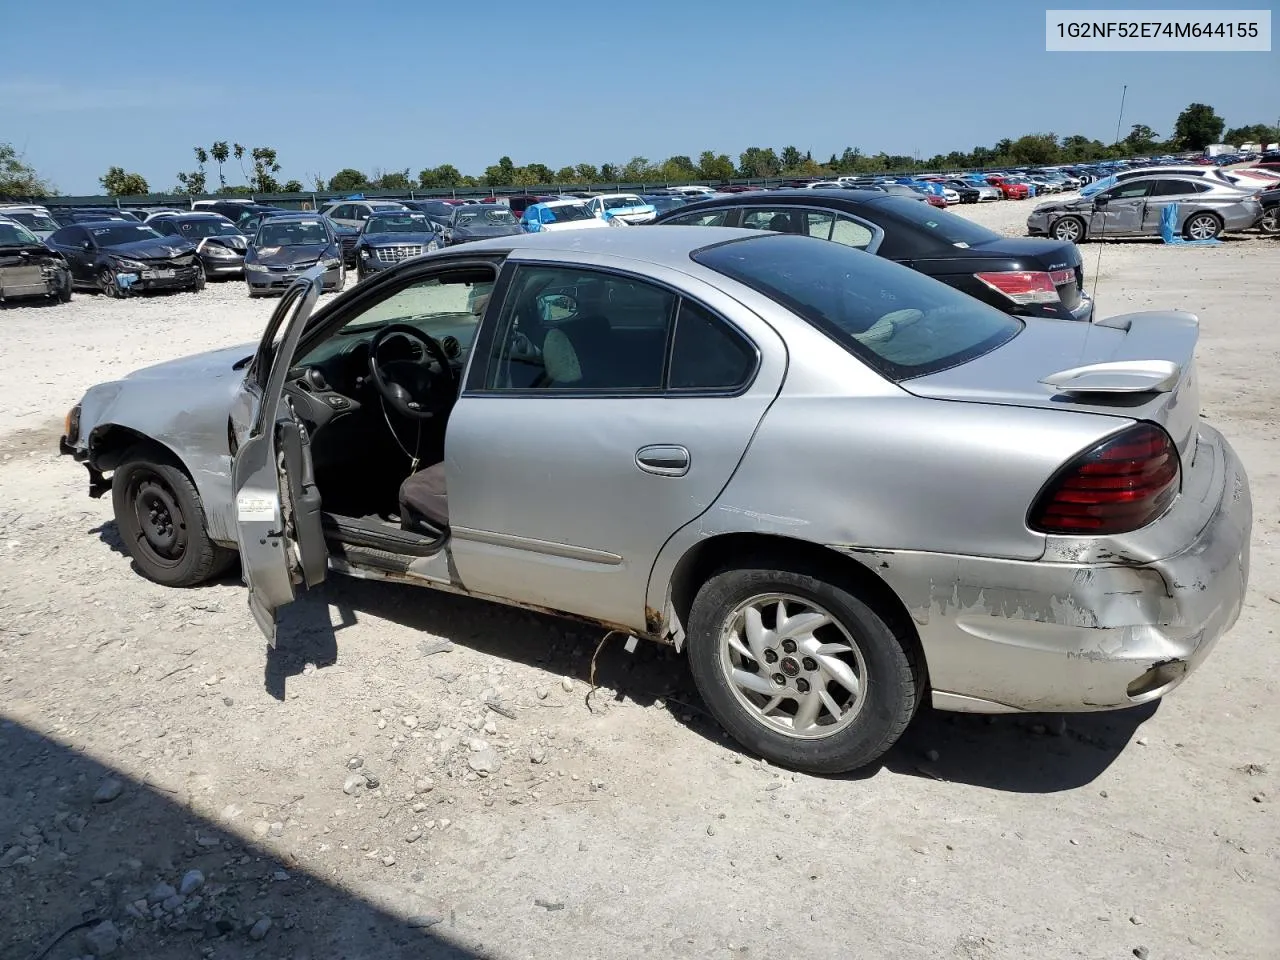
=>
[455,207,518,227]
[868,197,1001,247]
[7,212,58,232]
[537,203,593,223]
[88,224,163,245]
[174,219,242,238]
[367,213,433,233]
[693,234,1020,380]
[603,196,644,210]
[256,220,330,247]
[0,221,41,246]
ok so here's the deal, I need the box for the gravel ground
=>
[0,204,1277,960]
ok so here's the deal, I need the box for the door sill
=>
[321,511,445,558]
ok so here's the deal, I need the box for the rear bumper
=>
[840,427,1251,714]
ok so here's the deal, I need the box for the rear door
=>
[1142,179,1209,231]
[230,271,327,644]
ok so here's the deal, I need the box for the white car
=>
[519,199,613,233]
[668,185,717,197]
[584,194,657,224]
[0,203,59,240]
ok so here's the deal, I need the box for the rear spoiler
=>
[1040,311,1199,395]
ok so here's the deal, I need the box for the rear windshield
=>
[866,196,1002,248]
[693,234,1021,380]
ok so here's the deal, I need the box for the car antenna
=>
[1079,83,1127,362]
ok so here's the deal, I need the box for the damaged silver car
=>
[59,228,1251,773]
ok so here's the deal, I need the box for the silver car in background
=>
[59,228,1251,775]
[1029,175,1263,242]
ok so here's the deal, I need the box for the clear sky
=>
[2,0,1276,194]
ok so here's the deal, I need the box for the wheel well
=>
[89,425,183,474]
[666,533,924,663]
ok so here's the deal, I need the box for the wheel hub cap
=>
[718,593,868,740]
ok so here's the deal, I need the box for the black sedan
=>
[147,213,248,279]
[941,179,982,203]
[354,211,443,281]
[46,222,204,298]
[652,189,1093,322]
[443,204,523,246]
[0,217,72,304]
[244,214,344,297]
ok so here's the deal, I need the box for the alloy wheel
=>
[1187,214,1219,240]
[98,268,120,298]
[1053,218,1082,242]
[717,593,867,739]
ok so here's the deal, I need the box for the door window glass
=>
[741,209,804,233]
[830,214,876,249]
[663,209,731,226]
[1103,182,1153,200]
[484,266,675,391]
[804,212,835,240]
[1149,179,1198,197]
[668,300,756,390]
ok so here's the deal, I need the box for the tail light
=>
[1029,423,1180,535]
[975,270,1061,305]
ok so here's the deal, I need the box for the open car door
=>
[230,270,327,645]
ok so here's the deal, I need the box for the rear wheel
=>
[1184,212,1222,241]
[686,562,922,774]
[111,446,235,587]
[1257,207,1279,235]
[1051,216,1086,243]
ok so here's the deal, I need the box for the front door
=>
[230,271,328,644]
[1088,181,1151,236]
[447,258,785,631]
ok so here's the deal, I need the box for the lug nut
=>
[796,678,810,693]
[763,649,779,664]
[781,639,797,654]
[771,673,786,686]
[802,657,817,671]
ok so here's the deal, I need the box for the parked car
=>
[235,208,292,237]
[49,208,140,226]
[244,214,344,297]
[319,199,410,233]
[443,204,523,246]
[191,200,281,223]
[985,176,1030,200]
[1255,187,1280,234]
[354,211,443,280]
[939,180,981,203]
[1080,164,1231,197]
[520,200,612,233]
[58,227,1251,774]
[400,199,467,228]
[147,213,248,279]
[46,221,204,298]
[0,217,73,303]
[503,195,557,219]
[0,204,61,240]
[583,194,658,224]
[640,194,692,215]
[1027,175,1263,242]
[653,189,1094,322]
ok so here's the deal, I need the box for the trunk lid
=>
[902,311,1201,457]
[935,235,1086,311]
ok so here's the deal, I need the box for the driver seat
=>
[399,462,448,533]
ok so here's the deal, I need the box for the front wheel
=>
[1184,212,1222,241]
[1051,216,1086,243]
[111,447,236,587]
[1257,207,1279,235]
[686,563,922,774]
[98,268,125,299]
[190,263,206,292]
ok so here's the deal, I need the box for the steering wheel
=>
[367,323,457,420]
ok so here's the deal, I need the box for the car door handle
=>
[636,445,690,477]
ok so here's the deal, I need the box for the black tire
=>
[1050,216,1086,243]
[111,445,236,587]
[1259,208,1279,235]
[190,264,207,293]
[56,273,73,302]
[1183,212,1222,241]
[98,267,125,299]
[686,562,923,774]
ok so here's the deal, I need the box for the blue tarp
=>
[1160,203,1221,246]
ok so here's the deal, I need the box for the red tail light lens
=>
[1029,423,1181,535]
[974,270,1061,305]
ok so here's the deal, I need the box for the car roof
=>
[465,225,762,263]
[672,188,888,207]
[151,212,227,220]
[261,213,329,222]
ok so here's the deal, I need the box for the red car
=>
[924,192,947,208]
[984,175,1030,200]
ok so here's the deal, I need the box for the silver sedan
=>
[59,227,1251,774]
[1028,174,1262,242]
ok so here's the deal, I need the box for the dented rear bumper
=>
[840,426,1251,713]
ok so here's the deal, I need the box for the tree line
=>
[3,102,1275,200]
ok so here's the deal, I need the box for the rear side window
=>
[664,209,732,226]
[693,234,1020,381]
[668,300,756,390]
[865,196,1002,251]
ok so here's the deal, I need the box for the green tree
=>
[554,165,577,182]
[696,151,735,181]
[521,162,555,184]
[780,145,803,171]
[328,168,368,191]
[574,162,600,182]
[599,163,618,182]
[1008,133,1059,165]
[249,147,281,192]
[484,156,516,186]
[738,146,780,178]
[1223,123,1278,146]
[658,155,699,181]
[232,143,247,181]
[1124,123,1160,153]
[282,179,303,192]
[175,170,206,194]
[418,164,463,188]
[372,168,412,190]
[210,141,230,188]
[0,142,55,196]
[1172,102,1225,150]
[99,166,149,196]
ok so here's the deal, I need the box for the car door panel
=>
[229,271,326,645]
[447,257,786,631]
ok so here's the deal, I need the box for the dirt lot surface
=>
[1,201,1276,960]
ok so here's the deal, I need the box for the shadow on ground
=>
[89,518,1155,796]
[0,718,483,960]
